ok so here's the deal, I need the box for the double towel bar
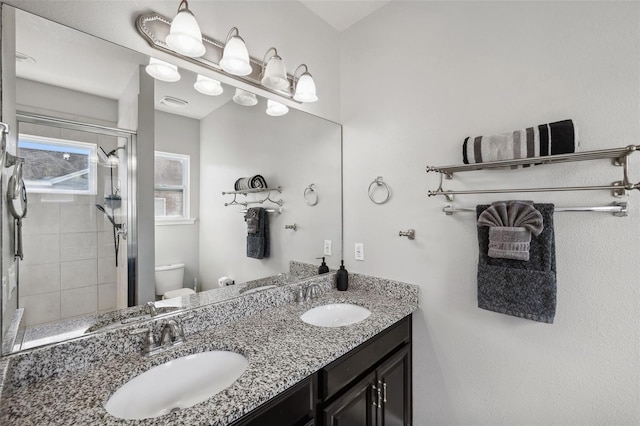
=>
[426,144,640,201]
[442,202,628,217]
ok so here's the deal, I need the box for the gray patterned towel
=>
[476,203,556,324]
[463,119,578,168]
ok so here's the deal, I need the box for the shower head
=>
[97,147,110,164]
[97,146,125,166]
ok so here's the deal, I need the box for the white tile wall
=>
[19,292,61,327]
[60,232,98,261]
[20,264,61,297]
[97,257,117,284]
[59,204,97,233]
[22,234,60,266]
[60,259,97,290]
[22,203,60,236]
[98,282,117,312]
[61,286,97,318]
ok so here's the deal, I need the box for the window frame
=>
[18,133,98,195]
[154,150,192,224]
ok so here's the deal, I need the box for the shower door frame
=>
[16,112,138,307]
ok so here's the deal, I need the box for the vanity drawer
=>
[231,373,316,426]
[318,315,411,402]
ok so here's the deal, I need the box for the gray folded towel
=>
[478,201,543,261]
[245,207,269,259]
[476,203,556,324]
[463,119,579,167]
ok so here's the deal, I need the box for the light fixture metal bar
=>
[136,12,301,103]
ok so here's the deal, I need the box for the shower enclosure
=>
[16,113,136,328]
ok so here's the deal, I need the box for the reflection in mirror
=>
[2,6,342,354]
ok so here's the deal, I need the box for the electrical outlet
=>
[355,243,364,261]
[324,240,332,256]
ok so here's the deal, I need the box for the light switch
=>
[355,243,364,261]
[324,240,332,256]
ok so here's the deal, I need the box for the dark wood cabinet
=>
[322,345,411,426]
[232,315,412,426]
[323,371,377,426]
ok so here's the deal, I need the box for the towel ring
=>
[304,184,318,206]
[368,176,391,204]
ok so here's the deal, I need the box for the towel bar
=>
[442,202,628,217]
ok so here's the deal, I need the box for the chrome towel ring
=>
[368,176,391,204]
[304,184,318,206]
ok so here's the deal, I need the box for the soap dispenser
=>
[318,257,329,274]
[337,260,348,291]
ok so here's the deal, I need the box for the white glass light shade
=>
[294,72,318,102]
[261,56,288,90]
[145,58,181,82]
[232,89,258,106]
[220,36,252,76]
[166,9,206,57]
[266,100,289,116]
[194,75,224,96]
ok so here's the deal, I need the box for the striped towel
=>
[462,119,579,167]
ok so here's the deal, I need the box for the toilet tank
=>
[154,263,185,295]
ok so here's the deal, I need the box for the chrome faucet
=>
[306,284,320,300]
[130,316,190,356]
[160,319,185,346]
[146,301,158,317]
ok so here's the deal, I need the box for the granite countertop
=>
[1,282,417,425]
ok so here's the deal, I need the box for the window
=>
[154,151,190,221]
[18,134,97,194]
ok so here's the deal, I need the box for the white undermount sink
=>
[300,303,371,327]
[105,351,249,420]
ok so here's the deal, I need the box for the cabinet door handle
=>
[383,381,387,403]
[377,380,383,407]
[372,384,379,407]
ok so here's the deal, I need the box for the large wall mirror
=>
[1,5,342,354]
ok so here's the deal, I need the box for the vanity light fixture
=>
[220,27,252,76]
[194,74,224,96]
[292,64,318,103]
[261,47,288,90]
[232,88,258,106]
[146,57,181,82]
[266,99,289,116]
[165,0,206,57]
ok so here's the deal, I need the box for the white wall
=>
[199,100,341,289]
[154,110,200,291]
[341,2,640,424]
[6,0,341,122]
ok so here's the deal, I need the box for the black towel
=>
[476,203,556,323]
[245,207,269,259]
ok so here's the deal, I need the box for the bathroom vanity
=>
[0,272,418,425]
[234,316,411,426]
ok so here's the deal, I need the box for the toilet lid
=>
[162,288,196,299]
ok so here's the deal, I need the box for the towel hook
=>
[368,176,391,204]
[399,229,415,240]
[304,184,318,206]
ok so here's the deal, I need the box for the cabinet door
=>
[323,371,377,426]
[377,344,411,426]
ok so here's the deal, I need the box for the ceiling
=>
[299,1,391,32]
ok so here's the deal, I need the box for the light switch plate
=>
[324,240,332,256]
[355,243,364,261]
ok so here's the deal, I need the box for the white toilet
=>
[154,263,196,299]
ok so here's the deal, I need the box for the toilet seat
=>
[162,288,196,299]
